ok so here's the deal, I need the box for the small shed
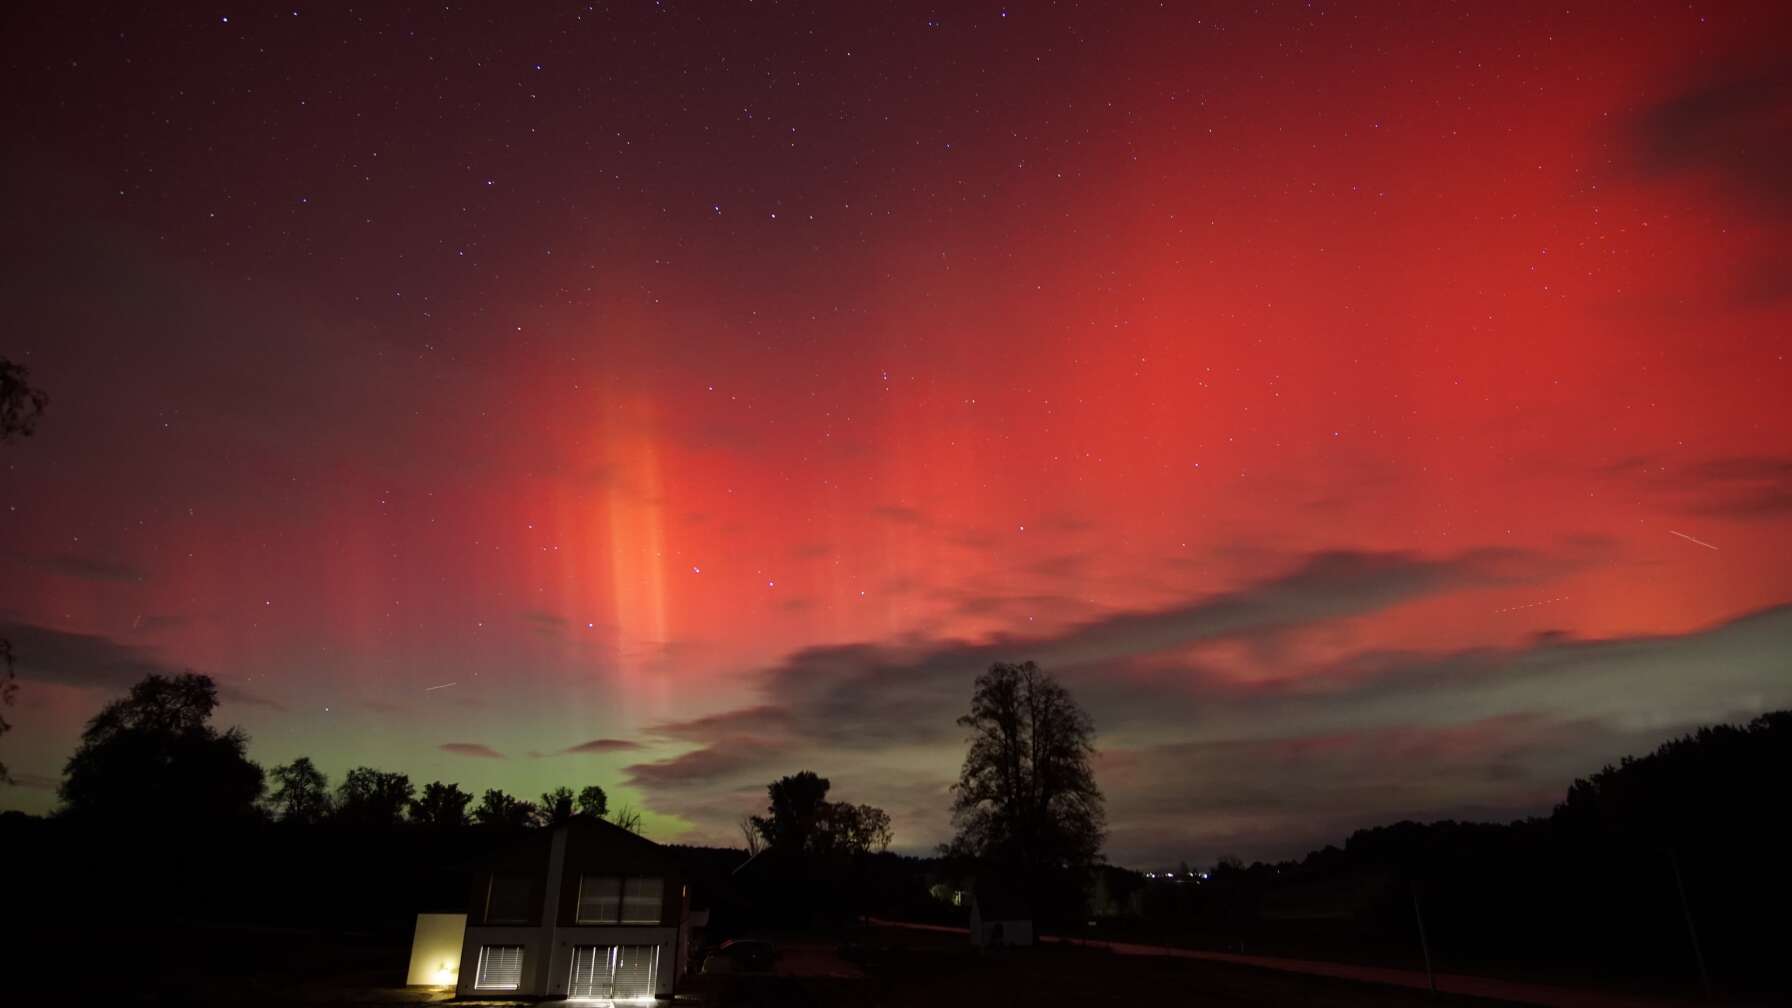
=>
[407,912,467,986]
[968,879,1033,947]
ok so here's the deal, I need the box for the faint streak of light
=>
[1667,530,1718,551]
[424,682,458,692]
[1494,596,1567,614]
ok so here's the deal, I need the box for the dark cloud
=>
[625,737,789,791]
[3,550,146,583]
[1684,456,1792,518]
[1604,453,1792,519]
[1091,605,1792,861]
[1027,553,1092,580]
[648,704,799,743]
[1631,56,1792,212]
[439,742,505,759]
[871,504,930,526]
[0,620,280,709]
[624,549,1550,830]
[1096,714,1581,862]
[622,544,1792,860]
[1628,54,1792,304]
[558,738,644,755]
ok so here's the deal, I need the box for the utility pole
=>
[1668,847,1712,1000]
[1411,883,1437,994]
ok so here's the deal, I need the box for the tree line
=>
[268,757,644,832]
[36,649,1113,926]
[1121,710,1792,994]
[54,670,644,833]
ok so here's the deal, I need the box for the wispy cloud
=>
[439,742,506,759]
[557,738,644,755]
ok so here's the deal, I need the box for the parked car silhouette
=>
[701,938,777,974]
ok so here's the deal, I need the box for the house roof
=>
[558,816,680,871]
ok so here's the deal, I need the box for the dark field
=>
[731,934,1519,1008]
[22,922,1523,1008]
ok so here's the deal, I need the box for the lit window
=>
[621,877,664,924]
[487,875,534,924]
[577,875,622,923]
[475,945,523,990]
[569,944,659,998]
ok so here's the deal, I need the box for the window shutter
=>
[621,877,664,923]
[568,945,613,998]
[475,945,524,990]
[577,875,622,923]
[612,944,659,998]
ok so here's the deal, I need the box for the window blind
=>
[475,945,524,990]
[621,877,664,924]
[568,945,613,998]
[613,944,658,998]
[577,874,622,923]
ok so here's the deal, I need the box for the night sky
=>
[4,2,1791,864]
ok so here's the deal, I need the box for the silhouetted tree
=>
[845,802,894,852]
[538,785,578,825]
[948,661,1105,919]
[410,780,473,828]
[612,804,644,834]
[0,360,47,780]
[0,639,16,784]
[747,772,891,854]
[60,673,264,822]
[473,788,537,829]
[0,356,49,442]
[266,756,333,824]
[578,784,609,819]
[813,800,894,853]
[752,770,832,851]
[334,767,413,827]
[739,815,764,856]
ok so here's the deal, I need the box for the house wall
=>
[456,821,688,997]
[406,912,467,986]
[458,924,682,996]
[969,902,1034,947]
[458,925,549,996]
[555,836,684,926]
[539,925,680,997]
[991,919,1034,946]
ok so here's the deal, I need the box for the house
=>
[967,877,1033,947]
[411,817,690,1000]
